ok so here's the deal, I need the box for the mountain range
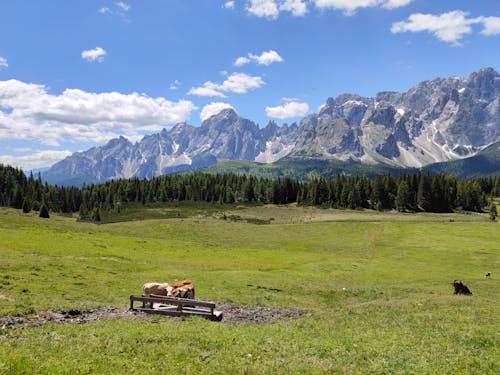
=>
[44,67,500,185]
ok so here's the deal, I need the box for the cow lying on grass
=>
[452,280,472,295]
[143,279,195,299]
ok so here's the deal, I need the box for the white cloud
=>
[200,102,235,121]
[247,0,308,19]
[0,56,7,68]
[224,1,235,9]
[115,2,131,12]
[266,101,309,119]
[246,0,412,19]
[250,50,284,65]
[219,73,265,93]
[0,79,197,147]
[188,72,265,97]
[234,56,251,67]
[479,16,500,36]
[247,0,279,19]
[169,80,181,90]
[0,150,73,170]
[382,0,413,9]
[280,0,308,16]
[81,47,107,62]
[98,2,130,20]
[98,7,111,14]
[314,0,414,15]
[391,11,500,46]
[234,49,284,66]
[188,83,227,98]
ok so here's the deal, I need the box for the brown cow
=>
[143,280,195,299]
[143,282,173,297]
[452,280,472,295]
[172,279,195,299]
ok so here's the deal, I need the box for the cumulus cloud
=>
[391,11,500,45]
[246,0,412,19]
[314,0,414,15]
[382,0,413,9]
[224,1,235,9]
[0,57,7,68]
[200,102,235,121]
[0,150,73,170]
[247,0,280,19]
[479,16,500,36]
[234,49,284,66]
[280,0,308,16]
[81,47,107,62]
[188,72,265,98]
[0,79,197,146]
[266,101,309,119]
[234,56,252,67]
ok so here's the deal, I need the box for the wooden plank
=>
[132,307,223,321]
[130,295,216,308]
[129,295,223,321]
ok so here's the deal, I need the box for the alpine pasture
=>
[0,205,498,374]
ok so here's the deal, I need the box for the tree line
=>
[1,164,499,221]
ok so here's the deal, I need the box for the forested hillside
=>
[1,164,498,221]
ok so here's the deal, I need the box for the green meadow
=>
[0,205,499,374]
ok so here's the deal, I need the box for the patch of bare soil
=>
[0,304,307,329]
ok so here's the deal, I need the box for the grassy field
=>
[0,205,499,374]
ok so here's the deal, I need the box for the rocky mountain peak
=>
[44,68,500,186]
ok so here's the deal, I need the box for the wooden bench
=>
[129,295,223,321]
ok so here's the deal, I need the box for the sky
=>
[0,0,499,170]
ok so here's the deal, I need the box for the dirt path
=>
[0,304,308,329]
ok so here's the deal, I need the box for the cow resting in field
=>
[172,279,195,299]
[452,280,472,295]
[142,279,195,299]
[143,282,173,297]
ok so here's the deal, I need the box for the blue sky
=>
[1,0,499,170]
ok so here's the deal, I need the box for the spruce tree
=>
[22,199,31,213]
[417,174,432,212]
[78,203,88,220]
[91,207,101,222]
[489,202,498,222]
[396,180,413,212]
[39,203,50,218]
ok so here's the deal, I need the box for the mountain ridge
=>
[44,67,500,185]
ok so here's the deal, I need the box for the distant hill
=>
[423,141,500,178]
[204,143,499,180]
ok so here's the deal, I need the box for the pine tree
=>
[39,203,50,218]
[22,198,31,213]
[91,207,101,222]
[79,203,88,220]
[417,174,432,212]
[489,202,498,222]
[396,180,413,212]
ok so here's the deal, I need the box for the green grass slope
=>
[424,141,500,178]
[204,142,500,179]
[0,207,499,374]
